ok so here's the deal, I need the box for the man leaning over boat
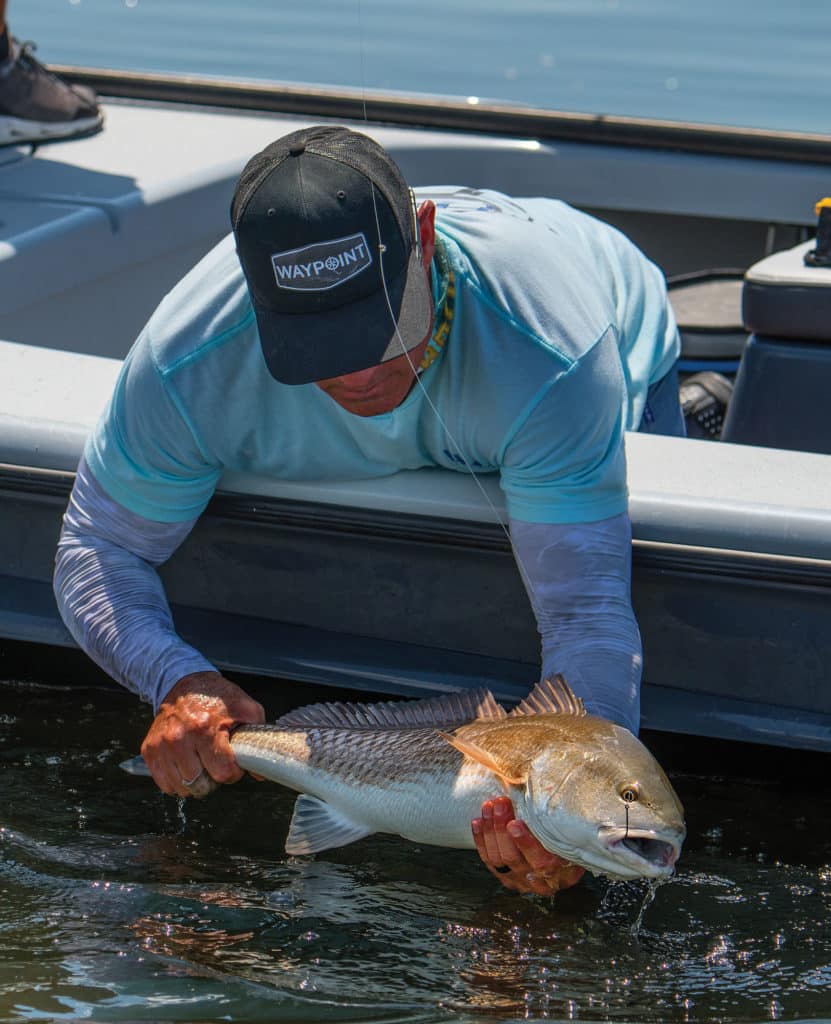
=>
[53,125,683,897]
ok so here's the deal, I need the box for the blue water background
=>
[13,0,831,136]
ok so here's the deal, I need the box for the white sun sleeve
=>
[53,457,217,711]
[508,513,642,733]
[55,458,641,729]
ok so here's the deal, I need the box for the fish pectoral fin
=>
[436,731,526,788]
[285,794,374,855]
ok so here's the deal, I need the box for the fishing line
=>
[353,0,539,599]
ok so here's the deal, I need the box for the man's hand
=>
[140,671,265,799]
[472,796,585,896]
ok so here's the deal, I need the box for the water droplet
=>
[631,878,663,936]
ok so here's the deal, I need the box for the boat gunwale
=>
[51,65,831,167]
[4,461,831,587]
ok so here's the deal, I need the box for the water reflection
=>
[1,672,831,1022]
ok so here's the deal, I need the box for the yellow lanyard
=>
[418,248,455,373]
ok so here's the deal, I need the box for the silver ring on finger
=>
[181,768,204,787]
[182,770,219,800]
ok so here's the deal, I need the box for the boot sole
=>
[0,112,104,146]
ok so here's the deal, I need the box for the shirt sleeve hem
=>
[152,654,219,712]
[84,441,215,525]
[505,493,628,525]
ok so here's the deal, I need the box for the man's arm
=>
[469,512,638,895]
[54,456,264,796]
[509,511,641,732]
[496,325,641,730]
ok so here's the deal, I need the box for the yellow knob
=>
[815,197,831,216]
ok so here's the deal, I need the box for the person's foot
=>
[0,39,102,146]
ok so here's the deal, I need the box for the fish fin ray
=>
[508,674,586,718]
[119,755,152,777]
[274,688,506,731]
[437,731,526,787]
[284,794,374,855]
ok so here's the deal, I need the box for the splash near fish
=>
[121,676,685,881]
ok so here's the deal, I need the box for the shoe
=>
[0,40,103,146]
[679,371,734,440]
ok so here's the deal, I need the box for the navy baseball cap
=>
[231,125,433,385]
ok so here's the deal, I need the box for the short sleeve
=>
[500,326,628,524]
[84,332,222,523]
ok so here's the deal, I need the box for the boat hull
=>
[2,77,830,751]
[3,457,831,752]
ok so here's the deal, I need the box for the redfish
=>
[122,676,685,880]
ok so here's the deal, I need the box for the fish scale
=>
[234,722,465,785]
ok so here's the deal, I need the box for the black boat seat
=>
[668,271,747,368]
[721,240,831,454]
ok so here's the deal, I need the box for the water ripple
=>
[2,681,831,1021]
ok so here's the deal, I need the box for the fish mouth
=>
[601,827,683,876]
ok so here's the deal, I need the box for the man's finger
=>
[477,801,503,864]
[174,756,220,799]
[199,728,244,786]
[238,697,266,725]
[178,760,204,787]
[479,800,524,869]
[506,820,562,868]
[508,822,586,890]
[472,819,513,868]
[141,743,179,797]
[490,797,525,866]
[183,768,219,800]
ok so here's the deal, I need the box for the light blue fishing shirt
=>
[85,188,679,526]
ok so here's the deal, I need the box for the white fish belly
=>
[344,774,501,848]
[234,739,501,849]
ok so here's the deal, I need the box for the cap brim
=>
[255,246,432,385]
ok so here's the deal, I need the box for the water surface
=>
[13,0,831,136]
[1,646,830,1022]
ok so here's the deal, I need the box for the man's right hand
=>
[140,671,265,798]
[472,796,585,896]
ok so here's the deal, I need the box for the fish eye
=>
[620,785,639,803]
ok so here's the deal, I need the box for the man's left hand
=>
[472,796,585,896]
[141,671,265,798]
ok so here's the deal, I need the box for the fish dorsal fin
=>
[274,688,506,731]
[508,674,586,718]
[285,794,373,855]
